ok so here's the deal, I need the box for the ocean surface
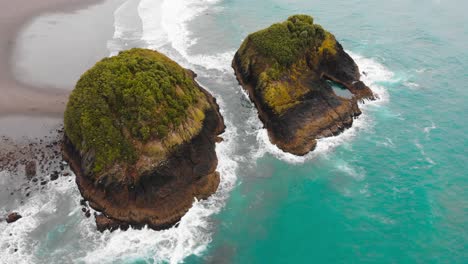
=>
[1,0,467,263]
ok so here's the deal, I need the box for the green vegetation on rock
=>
[247,14,328,66]
[237,15,338,115]
[64,48,210,175]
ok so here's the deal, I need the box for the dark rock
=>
[64,98,224,231]
[6,212,22,223]
[95,213,130,232]
[232,15,373,155]
[50,172,59,181]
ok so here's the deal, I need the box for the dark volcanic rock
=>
[232,15,374,155]
[6,212,22,223]
[64,98,224,231]
[95,214,130,232]
[50,171,59,181]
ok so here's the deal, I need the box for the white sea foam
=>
[138,0,234,72]
[252,51,395,163]
[108,0,144,56]
[376,137,396,148]
[404,81,420,89]
[414,139,436,166]
[423,120,437,139]
[0,174,81,264]
[138,0,168,50]
[335,160,366,181]
[113,0,141,40]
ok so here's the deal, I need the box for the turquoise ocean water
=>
[1,0,466,263]
[203,0,468,262]
[188,1,467,263]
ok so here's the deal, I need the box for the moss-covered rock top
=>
[236,15,339,114]
[247,14,333,65]
[64,48,210,177]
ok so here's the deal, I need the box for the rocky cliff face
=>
[63,90,224,231]
[62,49,225,231]
[232,15,374,155]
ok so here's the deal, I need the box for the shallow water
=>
[1,0,467,263]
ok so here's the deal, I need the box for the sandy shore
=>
[0,0,105,117]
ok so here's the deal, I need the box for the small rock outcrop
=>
[6,212,22,223]
[62,48,225,231]
[233,15,374,155]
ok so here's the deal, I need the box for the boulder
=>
[6,212,22,223]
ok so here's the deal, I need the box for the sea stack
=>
[62,48,225,231]
[233,15,374,155]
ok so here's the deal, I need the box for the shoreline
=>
[0,0,106,117]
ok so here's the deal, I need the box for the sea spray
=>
[0,173,84,263]
[124,0,234,72]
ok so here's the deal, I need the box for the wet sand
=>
[13,0,124,90]
[0,0,107,117]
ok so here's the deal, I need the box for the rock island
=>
[63,48,225,231]
[233,15,374,155]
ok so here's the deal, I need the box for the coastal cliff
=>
[62,48,225,231]
[232,15,374,155]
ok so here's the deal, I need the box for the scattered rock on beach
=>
[6,212,22,223]
[50,171,59,181]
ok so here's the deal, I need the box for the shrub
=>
[237,15,338,115]
[247,14,332,66]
